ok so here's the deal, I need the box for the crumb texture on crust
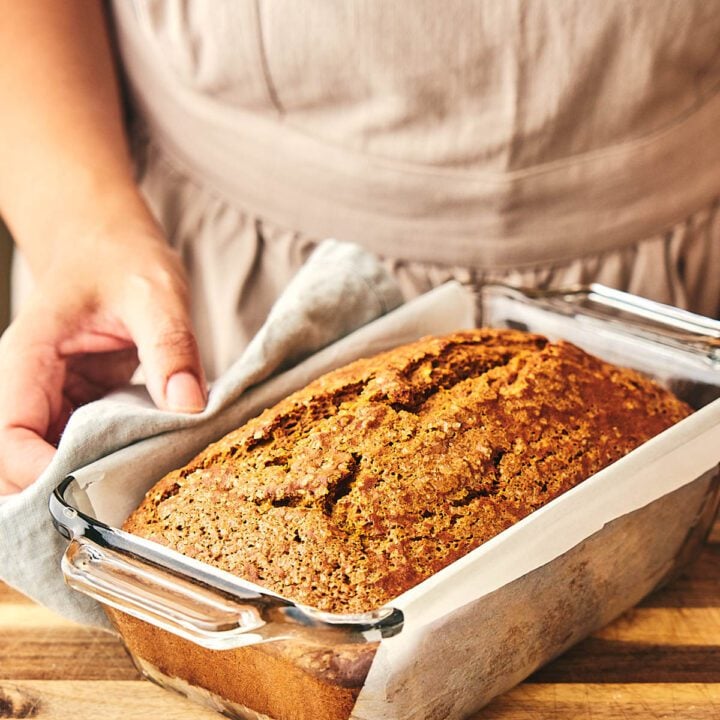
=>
[123,329,692,613]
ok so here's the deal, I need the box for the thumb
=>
[120,273,207,413]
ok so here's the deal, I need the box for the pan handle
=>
[482,283,720,364]
[62,536,273,649]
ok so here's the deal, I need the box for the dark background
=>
[0,220,12,332]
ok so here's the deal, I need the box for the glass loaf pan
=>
[49,284,720,720]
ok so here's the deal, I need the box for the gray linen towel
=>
[0,240,474,628]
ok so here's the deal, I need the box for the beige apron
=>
[31,0,720,378]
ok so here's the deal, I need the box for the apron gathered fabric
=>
[107,0,720,378]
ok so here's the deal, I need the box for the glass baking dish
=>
[50,283,720,720]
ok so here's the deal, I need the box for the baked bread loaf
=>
[123,328,691,613]
[115,328,693,720]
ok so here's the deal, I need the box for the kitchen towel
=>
[0,239,475,627]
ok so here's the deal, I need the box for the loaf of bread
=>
[123,329,691,613]
[115,328,693,720]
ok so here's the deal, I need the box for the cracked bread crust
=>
[123,329,692,614]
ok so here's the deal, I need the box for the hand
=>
[0,228,206,494]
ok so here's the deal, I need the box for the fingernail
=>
[165,371,206,413]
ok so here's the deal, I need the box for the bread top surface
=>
[123,329,692,613]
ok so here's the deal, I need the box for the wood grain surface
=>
[1,520,718,720]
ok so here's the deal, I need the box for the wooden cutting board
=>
[1,518,718,720]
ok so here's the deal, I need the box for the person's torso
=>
[113,0,720,266]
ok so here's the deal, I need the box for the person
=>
[1,0,719,495]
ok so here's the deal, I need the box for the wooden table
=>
[1,518,718,720]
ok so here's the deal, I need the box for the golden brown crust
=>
[124,329,692,614]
